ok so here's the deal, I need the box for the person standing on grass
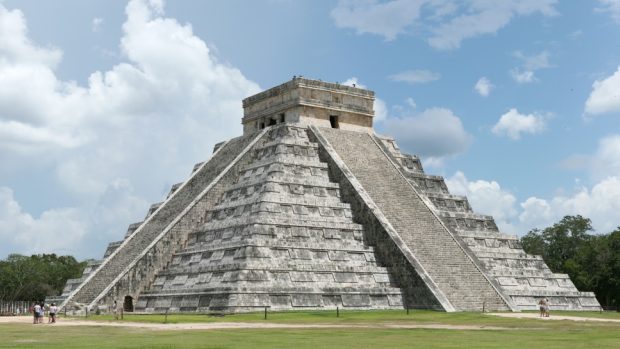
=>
[538,298,546,317]
[40,302,45,323]
[49,303,58,323]
[113,300,119,320]
[33,303,40,324]
[545,298,550,317]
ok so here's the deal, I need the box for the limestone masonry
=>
[53,78,600,313]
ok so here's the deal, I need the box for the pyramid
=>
[56,78,600,313]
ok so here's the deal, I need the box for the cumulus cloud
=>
[510,50,551,84]
[491,108,547,140]
[330,0,425,41]
[389,69,441,84]
[589,135,620,181]
[597,0,620,23]
[448,135,620,235]
[427,1,558,50]
[510,69,536,83]
[92,17,103,32]
[0,0,260,258]
[331,0,559,49]
[584,66,620,116]
[474,77,493,97]
[0,184,149,258]
[519,177,620,233]
[446,172,620,235]
[446,172,518,234]
[0,187,88,255]
[382,107,472,160]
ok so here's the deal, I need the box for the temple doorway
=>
[123,295,134,312]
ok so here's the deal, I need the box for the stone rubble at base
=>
[50,78,600,314]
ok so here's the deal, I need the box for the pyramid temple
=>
[54,78,600,313]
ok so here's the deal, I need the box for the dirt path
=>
[488,312,620,323]
[0,316,508,331]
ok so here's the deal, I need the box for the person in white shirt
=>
[33,303,41,324]
[49,303,58,323]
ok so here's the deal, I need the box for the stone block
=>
[334,273,357,283]
[342,294,370,307]
[291,294,322,307]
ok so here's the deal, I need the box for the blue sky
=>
[1,0,620,259]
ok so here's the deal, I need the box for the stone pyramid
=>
[57,78,600,313]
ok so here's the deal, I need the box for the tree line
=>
[0,254,87,302]
[520,215,620,307]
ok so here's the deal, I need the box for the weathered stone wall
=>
[242,78,375,134]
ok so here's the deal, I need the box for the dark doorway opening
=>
[123,295,134,312]
[260,122,265,129]
[330,115,339,129]
[268,118,277,126]
[279,113,285,123]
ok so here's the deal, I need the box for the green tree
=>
[540,215,593,272]
[521,216,620,307]
[0,254,86,301]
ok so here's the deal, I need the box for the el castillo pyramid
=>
[54,78,600,313]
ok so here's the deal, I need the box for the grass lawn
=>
[1,310,619,349]
[73,309,620,328]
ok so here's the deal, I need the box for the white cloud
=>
[0,0,260,258]
[0,186,88,256]
[0,183,149,258]
[445,172,620,235]
[597,0,620,23]
[514,50,551,71]
[474,77,493,97]
[510,51,551,84]
[92,17,103,32]
[448,135,620,235]
[519,177,620,233]
[510,68,536,83]
[0,6,62,67]
[492,108,547,140]
[590,135,620,181]
[584,66,620,116]
[389,69,441,84]
[330,0,425,41]
[446,171,518,234]
[428,1,558,50]
[518,197,553,231]
[330,0,558,49]
[382,107,472,159]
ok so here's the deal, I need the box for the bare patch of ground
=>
[488,312,620,323]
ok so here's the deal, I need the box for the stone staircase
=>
[315,127,512,311]
[376,134,600,311]
[60,132,260,309]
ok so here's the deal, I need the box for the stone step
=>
[63,133,259,306]
[316,127,511,311]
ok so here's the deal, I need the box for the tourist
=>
[33,303,40,324]
[113,300,119,320]
[39,302,45,323]
[49,303,58,323]
[545,298,550,317]
[538,298,546,317]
